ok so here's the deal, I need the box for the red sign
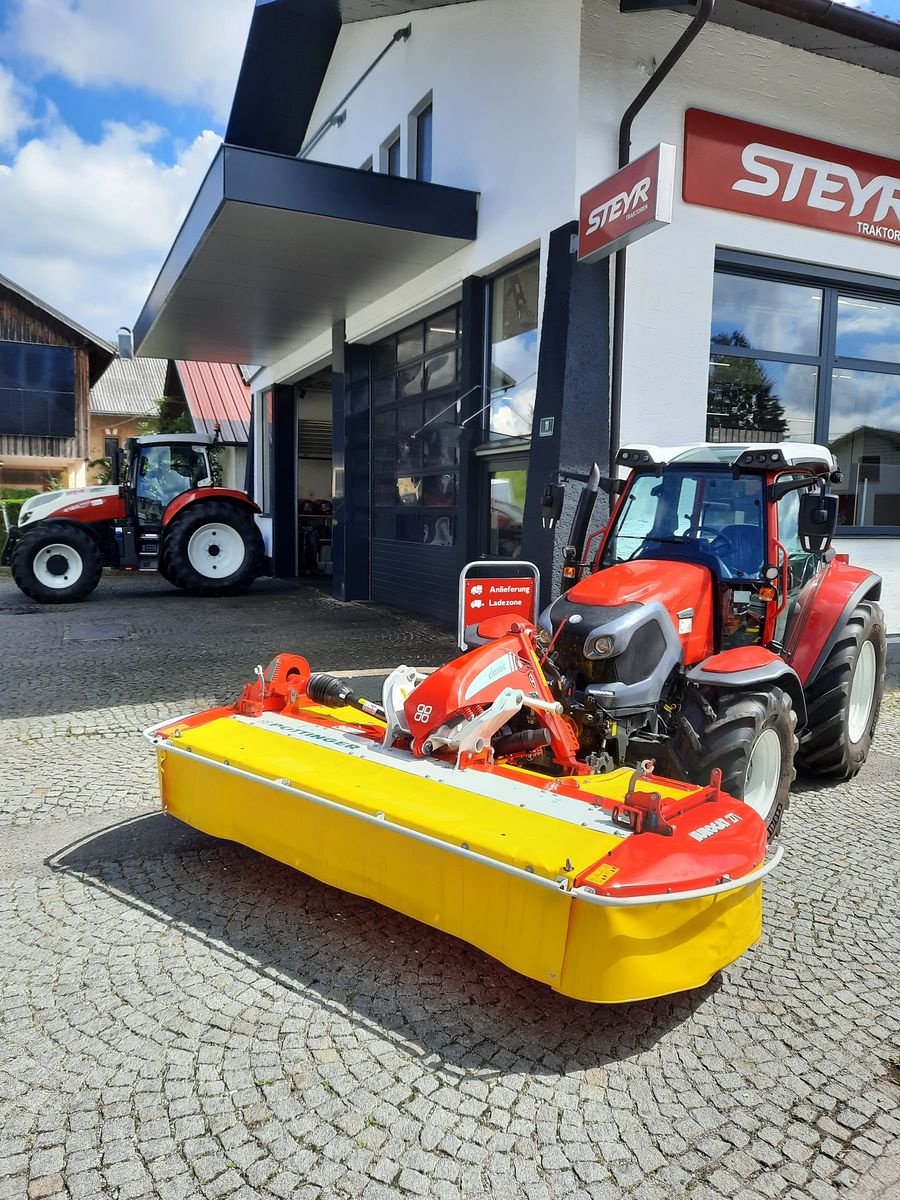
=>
[578,143,676,262]
[683,109,900,248]
[457,560,539,650]
[463,578,535,625]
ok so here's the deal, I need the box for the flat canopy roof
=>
[133,144,478,365]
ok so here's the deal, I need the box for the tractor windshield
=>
[601,468,766,580]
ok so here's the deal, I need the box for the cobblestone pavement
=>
[0,572,897,1200]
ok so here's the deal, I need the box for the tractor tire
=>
[687,686,797,840]
[163,500,263,596]
[797,602,886,781]
[157,551,175,586]
[10,521,102,604]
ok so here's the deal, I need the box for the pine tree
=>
[708,332,789,438]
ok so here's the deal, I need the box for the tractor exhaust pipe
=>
[561,462,601,591]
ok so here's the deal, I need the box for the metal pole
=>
[298,25,412,160]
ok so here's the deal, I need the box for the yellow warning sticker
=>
[585,863,619,886]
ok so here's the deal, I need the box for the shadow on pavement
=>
[48,811,718,1076]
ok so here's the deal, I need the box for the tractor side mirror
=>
[798,491,838,553]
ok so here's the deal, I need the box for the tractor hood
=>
[540,560,716,693]
[17,485,123,528]
[563,559,711,618]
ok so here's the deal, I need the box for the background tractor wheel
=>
[688,686,797,840]
[797,601,886,780]
[11,522,102,604]
[163,501,263,596]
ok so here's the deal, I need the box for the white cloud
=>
[0,64,33,149]
[0,118,220,339]
[5,0,254,122]
[831,0,873,9]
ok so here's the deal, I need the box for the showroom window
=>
[371,305,462,546]
[708,259,900,531]
[485,257,540,443]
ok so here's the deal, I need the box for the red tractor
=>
[533,441,886,837]
[2,434,265,603]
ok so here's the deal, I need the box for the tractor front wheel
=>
[11,522,103,604]
[690,686,797,840]
[163,501,263,596]
[797,602,885,780]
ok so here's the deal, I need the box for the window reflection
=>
[489,468,527,558]
[829,368,900,526]
[488,259,540,440]
[371,304,462,546]
[708,355,816,442]
[836,296,900,366]
[711,274,822,356]
[707,267,900,529]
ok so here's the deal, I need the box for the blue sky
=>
[0,0,254,338]
[0,0,898,342]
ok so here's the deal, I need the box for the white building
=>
[134,0,900,625]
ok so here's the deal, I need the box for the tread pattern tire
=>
[10,521,102,604]
[797,601,886,781]
[686,686,798,841]
[163,500,263,596]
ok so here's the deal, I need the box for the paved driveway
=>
[0,573,897,1200]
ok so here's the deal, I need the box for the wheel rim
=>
[33,543,84,589]
[744,727,782,820]
[847,639,877,744]
[187,523,245,580]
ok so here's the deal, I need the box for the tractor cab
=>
[119,435,217,529]
[582,442,837,659]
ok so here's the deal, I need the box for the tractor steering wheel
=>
[708,528,737,560]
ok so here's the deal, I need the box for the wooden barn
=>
[0,272,114,492]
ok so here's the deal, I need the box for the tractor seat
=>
[712,524,764,576]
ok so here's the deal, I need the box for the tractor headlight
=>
[589,634,615,657]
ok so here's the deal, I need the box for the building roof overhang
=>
[224,0,900,163]
[133,143,478,365]
[712,0,900,79]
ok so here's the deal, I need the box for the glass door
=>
[484,458,528,559]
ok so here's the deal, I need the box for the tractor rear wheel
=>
[797,602,885,780]
[163,500,263,596]
[11,521,102,604]
[689,686,797,840]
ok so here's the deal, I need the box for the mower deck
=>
[147,699,776,1004]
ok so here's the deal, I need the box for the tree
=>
[138,396,193,436]
[708,332,789,438]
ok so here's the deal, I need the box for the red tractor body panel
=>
[786,559,881,685]
[162,488,260,525]
[694,646,781,673]
[39,491,126,524]
[566,559,716,664]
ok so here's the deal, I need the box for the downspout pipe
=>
[608,0,715,477]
